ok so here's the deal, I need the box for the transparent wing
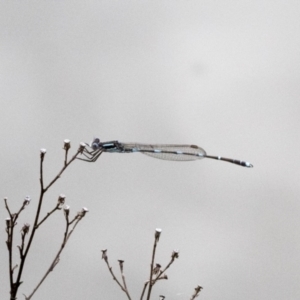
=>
[121,143,207,161]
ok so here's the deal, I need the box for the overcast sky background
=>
[0,1,299,299]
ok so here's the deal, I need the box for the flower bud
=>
[63,139,71,150]
[58,194,66,205]
[171,249,179,259]
[40,148,47,159]
[81,207,89,214]
[118,260,124,271]
[21,223,30,235]
[101,249,108,261]
[23,196,31,206]
[79,142,86,153]
[153,263,161,275]
[195,285,203,293]
[76,207,89,219]
[63,205,70,216]
[155,228,162,241]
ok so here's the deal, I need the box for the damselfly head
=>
[90,137,101,150]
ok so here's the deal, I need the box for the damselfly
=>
[78,138,253,168]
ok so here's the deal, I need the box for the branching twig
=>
[190,285,203,299]
[5,213,14,296]
[24,207,88,300]
[6,141,86,300]
[4,197,13,218]
[152,250,179,285]
[36,194,66,228]
[101,250,132,300]
[104,228,202,300]
[140,281,149,300]
[145,228,161,300]
[44,146,81,192]
[5,196,31,300]
[63,139,71,166]
[118,260,132,300]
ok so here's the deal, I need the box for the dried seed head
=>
[195,285,203,293]
[63,139,71,150]
[40,149,46,159]
[40,148,47,158]
[153,263,161,275]
[23,196,31,205]
[159,295,165,300]
[77,207,89,219]
[155,228,162,241]
[79,142,86,153]
[82,207,89,214]
[101,249,108,261]
[171,249,179,259]
[58,194,66,205]
[118,260,124,271]
[63,205,70,216]
[21,223,30,234]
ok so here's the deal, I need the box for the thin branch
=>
[102,251,131,300]
[9,144,83,300]
[19,232,26,258]
[5,196,31,300]
[36,203,60,228]
[118,261,132,300]
[63,139,71,166]
[4,197,13,218]
[190,285,203,300]
[140,281,149,300]
[6,215,14,294]
[25,212,70,300]
[44,150,80,192]
[10,151,46,299]
[25,208,87,300]
[152,250,179,285]
[105,261,127,294]
[15,201,28,219]
[141,266,168,300]
[145,229,161,300]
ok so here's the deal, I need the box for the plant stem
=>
[9,149,80,299]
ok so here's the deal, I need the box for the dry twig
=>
[5,140,87,300]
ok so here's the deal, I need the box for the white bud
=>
[63,139,71,150]
[21,223,30,234]
[58,194,66,205]
[155,228,162,240]
[79,143,86,153]
[64,205,70,216]
[24,196,31,205]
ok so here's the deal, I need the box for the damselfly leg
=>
[77,146,103,162]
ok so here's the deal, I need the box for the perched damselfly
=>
[78,138,253,168]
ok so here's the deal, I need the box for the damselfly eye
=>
[90,137,101,149]
[92,143,99,150]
